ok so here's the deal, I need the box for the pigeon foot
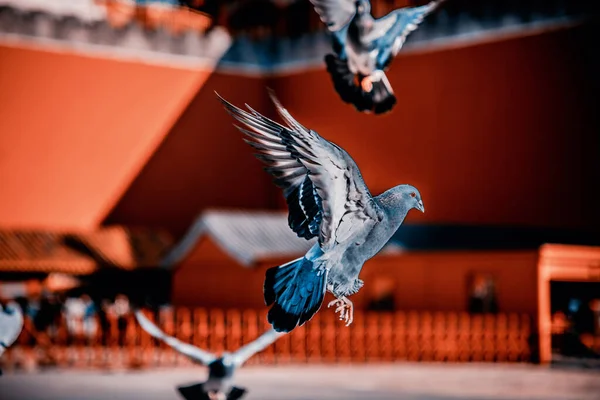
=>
[207,390,226,400]
[327,296,354,326]
[360,76,373,92]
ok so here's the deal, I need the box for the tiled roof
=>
[0,226,174,274]
[68,226,174,269]
[0,0,107,21]
[0,231,95,274]
[0,2,229,69]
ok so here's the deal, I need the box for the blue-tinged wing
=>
[216,92,323,241]
[218,90,383,252]
[373,1,443,68]
[135,311,216,365]
[231,328,284,366]
[0,302,23,354]
[308,0,357,32]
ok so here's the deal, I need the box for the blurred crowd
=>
[13,292,136,347]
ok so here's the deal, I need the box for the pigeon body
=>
[310,0,444,114]
[0,302,24,376]
[134,311,283,400]
[218,90,424,333]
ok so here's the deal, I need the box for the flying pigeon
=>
[310,0,445,114]
[217,90,425,332]
[0,302,24,376]
[134,310,284,400]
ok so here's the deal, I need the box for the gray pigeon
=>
[0,302,24,376]
[311,0,445,114]
[135,310,284,400]
[217,90,424,332]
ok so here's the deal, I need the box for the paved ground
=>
[1,363,599,400]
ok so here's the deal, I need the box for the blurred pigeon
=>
[0,302,24,376]
[310,0,445,114]
[217,90,424,332]
[135,310,284,400]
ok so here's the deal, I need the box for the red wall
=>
[0,44,211,230]
[172,239,540,316]
[105,73,279,236]
[269,25,600,230]
[106,24,600,236]
[171,237,271,308]
[359,251,539,316]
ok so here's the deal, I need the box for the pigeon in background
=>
[135,310,284,400]
[217,89,424,333]
[0,302,24,376]
[310,0,445,114]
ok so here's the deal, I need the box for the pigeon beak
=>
[416,200,425,213]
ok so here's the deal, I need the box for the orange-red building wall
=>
[107,25,600,237]
[268,26,599,230]
[0,44,212,230]
[171,237,269,308]
[172,239,540,316]
[105,73,279,236]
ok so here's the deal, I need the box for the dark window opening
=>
[467,272,498,314]
[550,281,600,363]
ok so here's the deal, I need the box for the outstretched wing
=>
[135,311,216,365]
[231,328,284,366]
[308,0,357,32]
[217,90,383,253]
[0,302,24,352]
[374,0,443,57]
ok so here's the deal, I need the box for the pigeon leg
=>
[208,391,226,400]
[327,296,354,326]
[361,76,373,92]
[342,297,354,326]
[327,298,345,321]
[327,299,345,319]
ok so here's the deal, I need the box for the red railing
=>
[1,308,532,372]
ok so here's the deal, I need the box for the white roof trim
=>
[160,209,317,268]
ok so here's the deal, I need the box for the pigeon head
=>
[355,0,371,15]
[401,185,425,213]
[382,184,425,213]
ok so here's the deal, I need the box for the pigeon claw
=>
[327,297,354,327]
[207,391,226,400]
[361,76,373,93]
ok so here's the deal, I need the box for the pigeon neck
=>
[375,192,410,230]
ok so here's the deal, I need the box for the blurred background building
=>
[0,0,599,372]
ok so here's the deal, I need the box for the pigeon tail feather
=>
[228,387,248,400]
[371,77,397,115]
[176,382,209,400]
[264,258,327,333]
[324,54,373,112]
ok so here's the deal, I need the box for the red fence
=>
[2,308,532,371]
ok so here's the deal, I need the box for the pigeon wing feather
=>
[375,1,442,57]
[308,0,357,32]
[231,329,284,366]
[218,90,383,253]
[0,302,24,351]
[135,311,216,365]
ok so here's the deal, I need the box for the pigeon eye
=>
[410,192,416,198]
